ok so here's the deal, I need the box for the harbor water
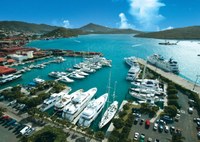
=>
[1,34,200,131]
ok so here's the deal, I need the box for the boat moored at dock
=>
[78,93,108,127]
[62,87,97,123]
[99,101,118,129]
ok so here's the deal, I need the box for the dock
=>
[137,58,200,96]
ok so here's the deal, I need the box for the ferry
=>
[99,101,118,128]
[78,93,108,127]
[0,74,22,84]
[147,54,179,73]
[62,87,97,122]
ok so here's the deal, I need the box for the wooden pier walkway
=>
[137,58,200,96]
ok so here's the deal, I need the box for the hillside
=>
[43,27,84,38]
[0,21,58,33]
[135,26,200,39]
[80,23,142,34]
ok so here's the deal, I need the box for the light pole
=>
[193,75,200,90]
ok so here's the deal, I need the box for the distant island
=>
[0,21,142,39]
[135,26,200,40]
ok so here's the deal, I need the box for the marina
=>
[1,34,200,132]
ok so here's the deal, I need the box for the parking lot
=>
[128,91,200,142]
[0,124,18,142]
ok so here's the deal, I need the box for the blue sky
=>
[0,0,200,31]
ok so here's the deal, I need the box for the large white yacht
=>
[59,76,74,83]
[40,88,71,112]
[147,54,179,73]
[78,93,108,127]
[99,101,118,129]
[62,87,97,122]
[124,56,138,67]
[126,65,140,81]
[54,89,83,112]
[0,74,22,84]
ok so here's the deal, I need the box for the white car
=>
[188,107,193,114]
[165,125,169,133]
[134,132,140,140]
[153,123,158,130]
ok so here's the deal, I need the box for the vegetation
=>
[113,118,124,129]
[135,26,200,39]
[163,105,177,117]
[43,27,84,38]
[140,103,159,117]
[171,134,185,142]
[0,107,6,117]
[94,131,105,140]
[0,21,58,33]
[27,126,67,142]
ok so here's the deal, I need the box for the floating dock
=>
[137,58,200,96]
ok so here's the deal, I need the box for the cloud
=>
[162,26,174,31]
[63,20,71,28]
[119,13,134,29]
[128,0,165,30]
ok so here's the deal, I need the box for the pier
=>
[137,58,200,96]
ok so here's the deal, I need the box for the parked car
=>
[154,139,160,142]
[197,131,200,139]
[175,114,180,121]
[170,126,175,133]
[147,137,153,142]
[193,117,200,122]
[140,119,144,125]
[153,123,158,130]
[188,107,193,114]
[20,125,32,135]
[140,133,145,141]
[24,127,35,136]
[161,115,173,123]
[7,100,17,106]
[145,119,150,128]
[134,118,139,124]
[134,132,140,140]
[5,119,16,127]
[159,125,163,132]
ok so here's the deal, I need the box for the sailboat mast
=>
[113,81,117,102]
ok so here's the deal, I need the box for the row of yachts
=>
[48,56,112,83]
[40,87,118,128]
[124,56,166,104]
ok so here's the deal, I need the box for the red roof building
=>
[0,66,16,76]
[0,58,6,63]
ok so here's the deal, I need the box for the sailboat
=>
[99,81,119,129]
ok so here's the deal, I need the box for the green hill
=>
[80,23,142,34]
[43,27,84,38]
[0,21,58,33]
[135,26,200,39]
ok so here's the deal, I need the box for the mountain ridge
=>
[135,26,200,39]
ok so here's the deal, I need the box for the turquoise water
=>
[1,34,200,131]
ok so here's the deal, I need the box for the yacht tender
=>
[78,93,108,127]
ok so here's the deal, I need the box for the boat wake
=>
[132,44,142,47]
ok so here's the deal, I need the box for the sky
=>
[0,0,200,31]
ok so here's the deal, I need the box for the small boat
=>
[69,73,85,79]
[99,101,118,128]
[33,78,45,84]
[59,76,74,83]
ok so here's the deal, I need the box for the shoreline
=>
[137,58,200,96]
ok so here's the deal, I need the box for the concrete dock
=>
[137,58,200,96]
